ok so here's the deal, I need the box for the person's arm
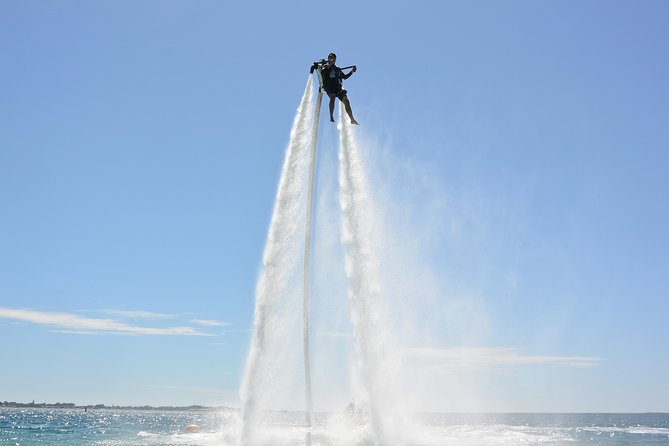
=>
[342,66,356,79]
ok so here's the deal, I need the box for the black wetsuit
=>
[321,64,353,97]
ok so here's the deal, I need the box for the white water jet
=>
[238,75,414,446]
[337,108,409,445]
[240,76,314,445]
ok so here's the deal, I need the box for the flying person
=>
[320,53,359,125]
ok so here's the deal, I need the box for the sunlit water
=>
[2,408,668,445]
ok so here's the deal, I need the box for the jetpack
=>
[310,59,327,93]
[310,59,357,93]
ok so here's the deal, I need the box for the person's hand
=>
[352,66,357,72]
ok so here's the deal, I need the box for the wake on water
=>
[4,408,667,446]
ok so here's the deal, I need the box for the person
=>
[320,53,359,125]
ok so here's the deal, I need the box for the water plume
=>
[240,76,314,445]
[337,108,409,445]
[239,78,413,446]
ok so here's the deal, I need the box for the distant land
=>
[0,401,233,411]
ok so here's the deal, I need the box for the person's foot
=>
[330,116,335,122]
[351,119,359,125]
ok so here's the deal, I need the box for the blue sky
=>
[1,0,668,411]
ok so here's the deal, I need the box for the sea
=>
[1,408,668,445]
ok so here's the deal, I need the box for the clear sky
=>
[1,0,668,412]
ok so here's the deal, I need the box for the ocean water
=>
[1,408,668,445]
[0,408,238,446]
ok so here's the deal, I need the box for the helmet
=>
[328,52,337,59]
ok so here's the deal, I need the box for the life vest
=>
[322,65,343,91]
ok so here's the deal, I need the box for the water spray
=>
[239,75,315,446]
[240,58,404,446]
[302,61,324,446]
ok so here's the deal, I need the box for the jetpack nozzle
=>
[309,59,327,73]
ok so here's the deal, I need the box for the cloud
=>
[98,309,174,320]
[191,319,230,327]
[401,346,603,369]
[0,308,212,336]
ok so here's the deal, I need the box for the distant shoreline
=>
[0,401,232,411]
[2,403,666,415]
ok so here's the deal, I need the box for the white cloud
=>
[401,346,603,368]
[0,308,212,336]
[191,319,230,327]
[99,309,174,320]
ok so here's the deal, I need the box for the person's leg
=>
[340,95,358,125]
[328,94,336,122]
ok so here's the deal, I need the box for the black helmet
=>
[328,52,336,59]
